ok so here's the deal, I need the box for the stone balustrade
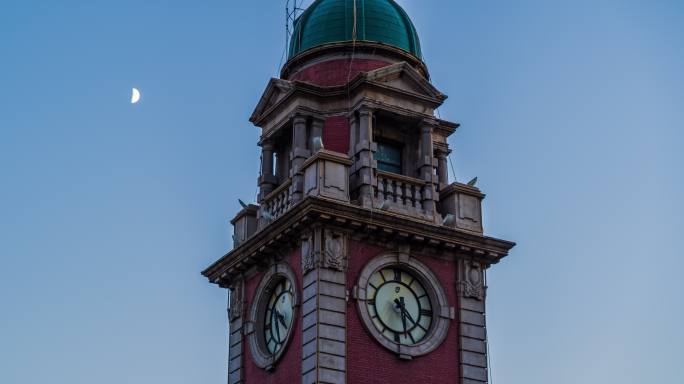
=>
[374,171,429,218]
[249,158,483,239]
[261,179,292,225]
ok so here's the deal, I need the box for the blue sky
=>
[1,1,682,383]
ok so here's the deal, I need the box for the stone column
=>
[310,117,324,153]
[457,260,489,384]
[227,279,245,384]
[355,107,376,208]
[258,141,277,201]
[291,114,310,203]
[348,113,357,158]
[436,149,450,190]
[300,228,348,384]
[419,121,437,215]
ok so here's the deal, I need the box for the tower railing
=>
[374,171,429,218]
[261,179,292,222]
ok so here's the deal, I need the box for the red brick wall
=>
[323,116,350,154]
[289,58,391,86]
[243,248,302,384]
[346,240,461,384]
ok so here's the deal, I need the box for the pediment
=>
[364,62,446,102]
[250,78,294,123]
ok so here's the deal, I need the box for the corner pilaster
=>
[456,259,489,384]
[300,227,348,384]
[228,279,245,384]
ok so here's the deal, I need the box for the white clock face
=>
[365,267,433,345]
[263,279,295,354]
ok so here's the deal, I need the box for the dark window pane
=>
[376,142,402,174]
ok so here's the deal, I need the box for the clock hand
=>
[395,297,417,326]
[403,307,417,326]
[273,309,281,341]
[277,311,288,328]
[399,297,408,335]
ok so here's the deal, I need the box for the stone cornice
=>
[250,63,456,135]
[202,196,515,287]
[349,98,459,136]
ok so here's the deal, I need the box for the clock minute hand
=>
[396,297,417,326]
[273,309,281,341]
[276,311,288,328]
[394,298,408,335]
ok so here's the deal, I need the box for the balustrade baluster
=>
[396,180,404,205]
[415,186,422,208]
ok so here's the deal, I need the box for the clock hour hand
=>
[394,298,408,335]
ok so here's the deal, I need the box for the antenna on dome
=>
[285,0,305,50]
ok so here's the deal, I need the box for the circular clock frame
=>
[247,262,299,370]
[356,253,451,358]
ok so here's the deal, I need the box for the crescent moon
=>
[131,88,141,104]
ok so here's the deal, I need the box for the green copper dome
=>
[288,0,422,60]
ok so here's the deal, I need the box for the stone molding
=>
[203,196,515,287]
[353,251,454,359]
[245,262,300,371]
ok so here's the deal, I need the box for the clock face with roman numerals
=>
[365,267,433,346]
[263,279,295,355]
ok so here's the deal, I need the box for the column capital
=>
[357,105,375,117]
[420,117,439,131]
[420,123,435,134]
[290,112,309,125]
[259,140,275,151]
[435,147,451,158]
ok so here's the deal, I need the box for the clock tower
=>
[202,1,515,383]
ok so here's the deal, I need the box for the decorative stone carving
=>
[458,261,485,301]
[301,232,316,274]
[229,278,244,321]
[324,229,347,271]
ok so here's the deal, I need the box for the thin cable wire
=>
[345,0,358,91]
[346,0,375,218]
[448,155,457,183]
